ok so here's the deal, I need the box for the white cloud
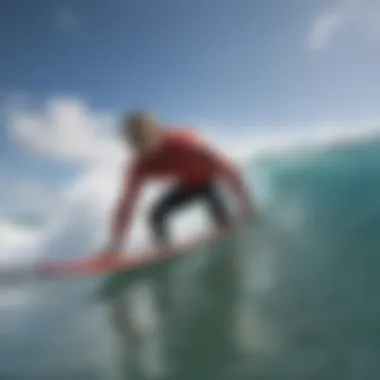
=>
[0,220,43,265]
[7,97,124,165]
[308,0,380,52]
[0,220,47,310]
[309,6,351,52]
[0,179,56,219]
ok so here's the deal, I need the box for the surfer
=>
[106,111,253,255]
[104,111,253,373]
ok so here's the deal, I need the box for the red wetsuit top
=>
[110,129,247,246]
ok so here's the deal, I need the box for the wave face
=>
[1,136,380,380]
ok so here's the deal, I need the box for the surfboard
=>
[38,227,231,280]
[34,214,253,299]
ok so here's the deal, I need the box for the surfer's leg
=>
[149,186,199,322]
[203,183,231,228]
[149,185,198,243]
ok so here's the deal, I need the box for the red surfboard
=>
[38,227,231,279]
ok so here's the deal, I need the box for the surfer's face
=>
[124,119,163,155]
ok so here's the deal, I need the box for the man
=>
[106,111,253,255]
[105,111,253,373]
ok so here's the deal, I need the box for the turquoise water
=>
[1,136,380,379]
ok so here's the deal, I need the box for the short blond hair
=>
[122,110,158,138]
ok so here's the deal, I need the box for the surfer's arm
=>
[215,155,252,211]
[109,164,142,253]
[193,143,253,216]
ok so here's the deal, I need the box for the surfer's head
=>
[122,110,164,154]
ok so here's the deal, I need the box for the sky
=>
[1,0,380,249]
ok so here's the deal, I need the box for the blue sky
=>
[1,0,380,219]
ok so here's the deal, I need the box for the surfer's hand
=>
[100,243,121,260]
